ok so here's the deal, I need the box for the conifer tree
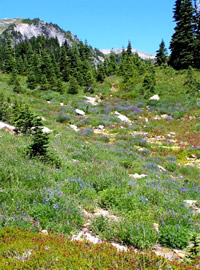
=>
[13,78,22,93]
[108,52,117,74]
[142,68,156,97]
[9,68,18,85]
[3,34,16,73]
[40,74,49,90]
[68,75,79,94]
[96,62,106,82]
[193,0,200,68]
[156,40,168,66]
[127,41,132,56]
[27,71,37,90]
[56,79,64,93]
[59,47,71,81]
[169,0,195,69]
[26,117,49,158]
[16,56,25,75]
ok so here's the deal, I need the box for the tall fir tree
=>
[127,41,132,56]
[68,75,79,94]
[169,0,195,69]
[108,51,117,75]
[193,0,200,68]
[156,40,168,66]
[3,34,16,73]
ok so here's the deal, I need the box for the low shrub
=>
[159,224,191,249]
[0,228,198,270]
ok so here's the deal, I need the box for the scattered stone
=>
[70,124,79,132]
[72,231,103,244]
[161,114,169,119]
[129,173,147,179]
[82,228,89,233]
[0,121,18,134]
[173,249,189,259]
[130,131,148,137]
[149,94,160,101]
[115,111,131,124]
[184,200,200,214]
[157,165,166,172]
[184,200,197,207]
[83,222,91,229]
[75,109,85,116]
[166,132,176,138]
[93,209,119,222]
[98,125,104,130]
[42,127,53,133]
[153,223,159,233]
[16,249,32,262]
[83,209,93,219]
[189,154,196,159]
[154,115,161,120]
[84,96,97,106]
[152,244,180,261]
[161,114,174,120]
[72,159,79,164]
[47,101,51,104]
[40,230,48,235]
[111,243,128,252]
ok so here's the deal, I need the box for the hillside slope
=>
[0,18,78,46]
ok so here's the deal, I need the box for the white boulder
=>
[84,96,97,106]
[98,125,104,130]
[75,109,85,116]
[149,95,160,101]
[129,173,147,179]
[0,121,18,134]
[70,124,79,132]
[115,111,131,124]
[41,127,53,133]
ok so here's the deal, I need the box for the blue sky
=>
[0,0,175,55]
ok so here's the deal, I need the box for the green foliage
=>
[169,0,195,69]
[12,103,35,134]
[184,66,200,97]
[26,119,49,156]
[68,75,79,94]
[27,71,37,90]
[0,228,197,270]
[142,69,156,98]
[186,233,200,260]
[26,117,61,167]
[159,225,191,249]
[118,220,158,249]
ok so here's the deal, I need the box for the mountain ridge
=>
[0,18,155,59]
[99,48,155,60]
[0,18,78,46]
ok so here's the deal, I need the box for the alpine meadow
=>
[0,0,200,269]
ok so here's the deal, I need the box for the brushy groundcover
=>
[0,228,199,270]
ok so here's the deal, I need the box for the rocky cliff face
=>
[0,18,78,46]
